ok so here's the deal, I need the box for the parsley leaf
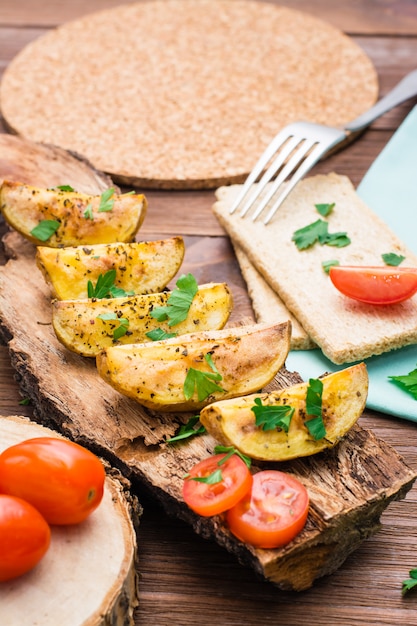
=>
[166,415,206,443]
[382,252,405,266]
[87,270,133,299]
[84,203,94,220]
[214,445,252,468]
[315,202,335,217]
[183,353,225,402]
[292,219,329,250]
[251,397,294,432]
[190,468,223,485]
[55,184,75,192]
[98,188,115,212]
[402,568,417,595]
[322,259,340,274]
[97,312,130,339]
[151,273,198,326]
[30,219,60,242]
[146,328,177,341]
[388,366,417,400]
[305,378,326,440]
[324,231,351,248]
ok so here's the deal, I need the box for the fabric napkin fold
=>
[215,105,417,422]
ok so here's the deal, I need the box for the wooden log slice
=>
[0,230,416,592]
[0,415,140,626]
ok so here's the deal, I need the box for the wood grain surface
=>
[1,2,417,625]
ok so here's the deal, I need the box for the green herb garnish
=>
[388,365,417,400]
[183,353,224,402]
[97,312,130,339]
[87,270,133,299]
[315,202,335,217]
[402,568,417,595]
[322,259,340,274]
[251,397,294,432]
[84,203,94,220]
[98,188,115,212]
[190,468,223,485]
[292,219,350,250]
[145,327,177,341]
[382,252,405,266]
[55,184,75,192]
[166,415,206,443]
[214,445,252,468]
[30,219,60,242]
[151,273,198,326]
[305,378,326,440]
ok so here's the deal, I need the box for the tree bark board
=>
[0,231,416,592]
[0,414,140,626]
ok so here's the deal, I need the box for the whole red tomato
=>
[0,437,105,525]
[0,494,51,582]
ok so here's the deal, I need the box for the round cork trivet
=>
[0,0,378,189]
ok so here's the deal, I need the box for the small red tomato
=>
[329,265,417,305]
[0,494,51,582]
[0,437,105,525]
[183,453,253,517]
[226,470,309,549]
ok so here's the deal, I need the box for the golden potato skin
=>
[200,363,368,461]
[52,282,233,357]
[96,322,291,411]
[0,180,147,246]
[36,237,185,300]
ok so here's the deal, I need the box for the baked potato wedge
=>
[200,363,368,461]
[52,282,233,357]
[0,181,147,246]
[36,237,185,300]
[96,321,291,411]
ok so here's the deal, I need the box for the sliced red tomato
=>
[0,437,105,525]
[0,494,51,582]
[329,265,417,305]
[226,470,309,549]
[183,453,253,517]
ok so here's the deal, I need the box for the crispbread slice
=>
[213,173,417,364]
[233,243,315,350]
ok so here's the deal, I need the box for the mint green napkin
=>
[286,105,417,421]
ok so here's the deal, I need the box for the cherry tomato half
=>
[329,265,417,305]
[226,470,309,549]
[0,437,105,525]
[183,453,253,517]
[0,494,51,582]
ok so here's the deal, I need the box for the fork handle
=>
[345,69,417,133]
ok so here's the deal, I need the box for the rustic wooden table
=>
[1,1,417,624]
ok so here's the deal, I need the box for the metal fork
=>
[229,69,417,225]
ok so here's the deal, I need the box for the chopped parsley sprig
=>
[402,568,417,595]
[389,365,417,400]
[166,415,206,443]
[292,219,350,250]
[87,269,133,299]
[30,219,60,242]
[151,273,198,327]
[305,378,326,440]
[251,397,294,432]
[183,353,225,402]
[97,312,130,340]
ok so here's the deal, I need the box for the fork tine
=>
[229,124,302,215]
[262,135,344,224]
[238,134,301,217]
[250,137,316,221]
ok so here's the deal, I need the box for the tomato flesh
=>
[329,265,417,305]
[0,437,105,525]
[226,470,309,549]
[0,494,51,582]
[183,453,253,517]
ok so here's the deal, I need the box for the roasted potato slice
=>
[200,363,368,461]
[36,237,185,300]
[96,321,291,411]
[0,181,146,246]
[53,282,233,357]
